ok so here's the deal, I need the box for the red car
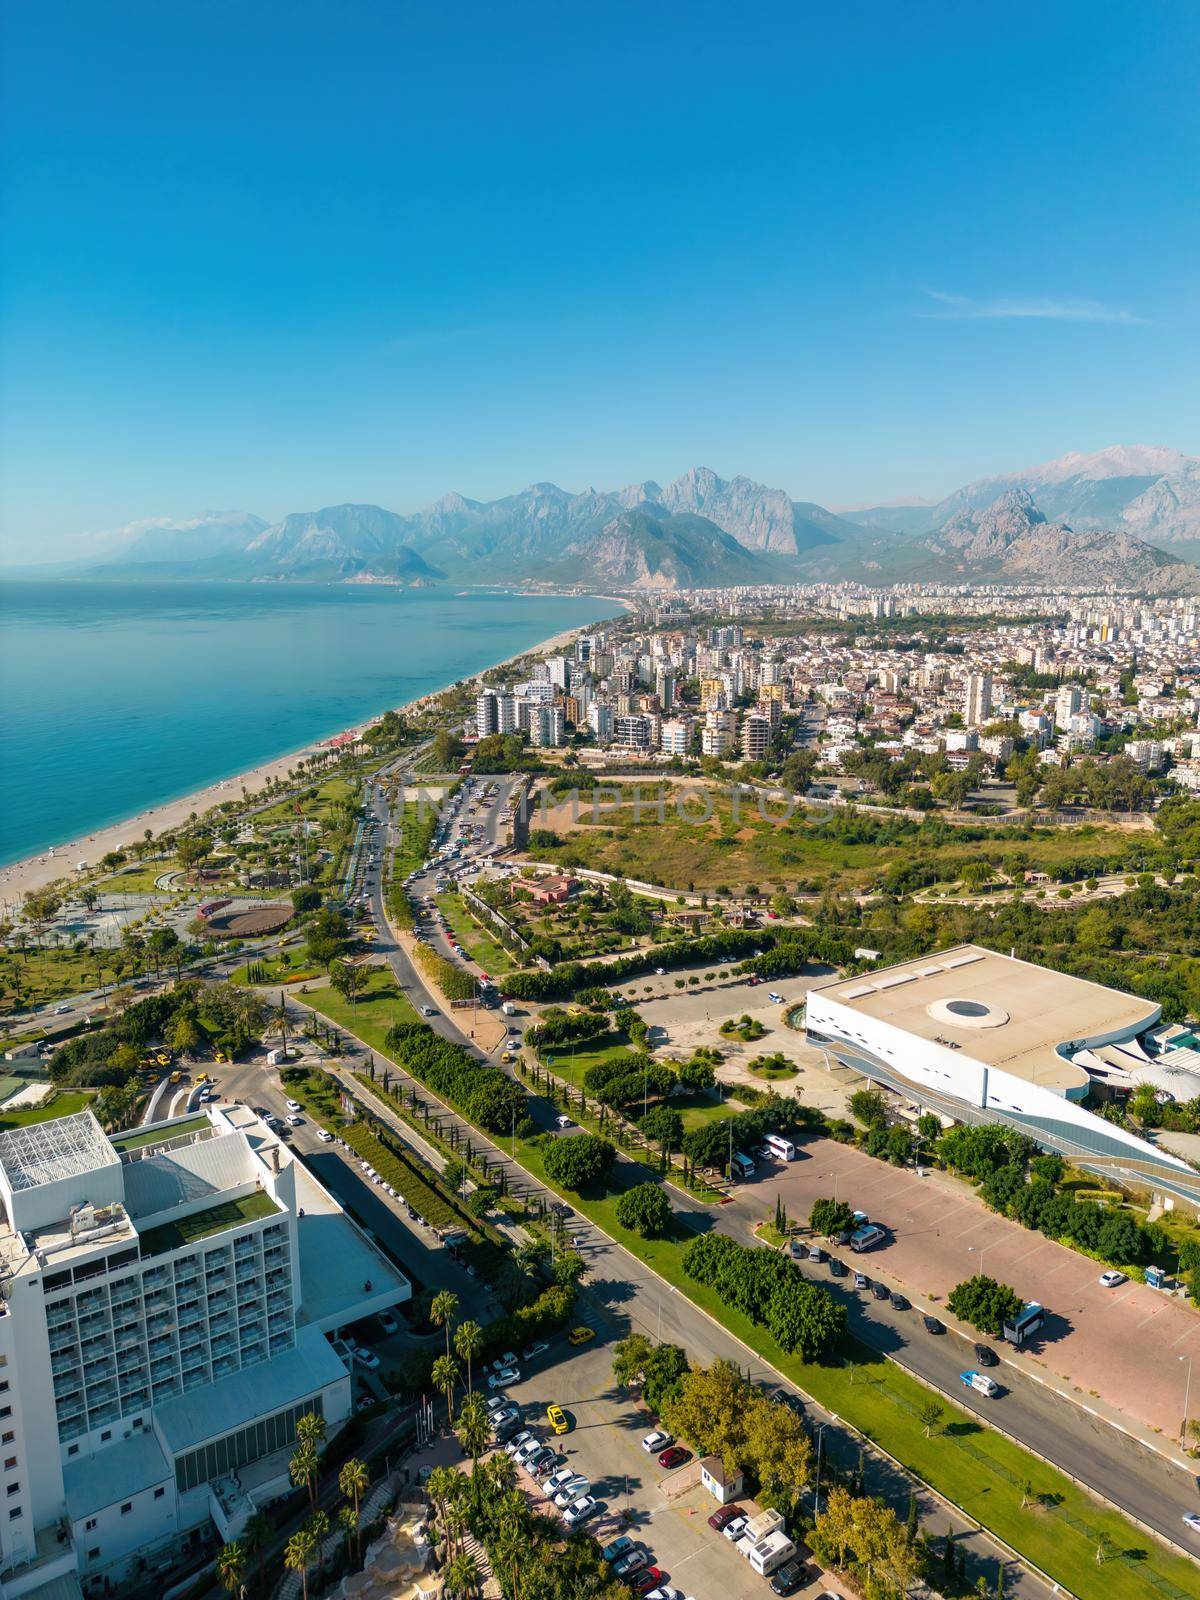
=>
[658,1446,690,1470]
[708,1503,743,1531]
[632,1570,665,1595]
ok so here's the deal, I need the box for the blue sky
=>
[2,0,1197,557]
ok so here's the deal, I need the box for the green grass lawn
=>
[230,951,323,986]
[437,891,516,975]
[1,948,105,1014]
[0,1090,90,1132]
[110,1114,211,1152]
[302,967,421,1053]
[140,1190,280,1254]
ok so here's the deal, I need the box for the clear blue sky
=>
[2,0,1197,557]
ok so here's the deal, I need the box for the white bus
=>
[763,1133,795,1162]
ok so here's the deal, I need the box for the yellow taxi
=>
[567,1326,595,1347]
[547,1404,570,1435]
[156,1051,171,1066]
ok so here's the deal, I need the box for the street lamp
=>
[1181,1355,1194,1448]
[812,1415,838,1517]
[968,1242,991,1276]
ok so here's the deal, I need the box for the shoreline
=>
[0,597,631,905]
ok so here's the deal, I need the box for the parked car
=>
[353,1346,380,1371]
[923,1315,946,1335]
[644,1587,683,1600]
[547,1404,570,1435]
[631,1570,665,1595]
[602,1536,636,1566]
[377,1309,399,1335]
[504,1430,535,1456]
[522,1340,550,1361]
[889,1291,910,1311]
[829,1257,847,1277]
[708,1504,743,1531]
[553,1478,590,1509]
[544,1468,579,1497]
[642,1430,672,1453]
[871,1281,890,1301]
[1099,1269,1127,1288]
[612,1546,649,1576]
[562,1495,599,1528]
[658,1446,690,1469]
[769,1562,811,1597]
[853,1271,869,1291]
[488,1366,520,1389]
[722,1514,749,1542]
[568,1325,595,1346]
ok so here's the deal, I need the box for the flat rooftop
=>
[137,1189,280,1256]
[0,1109,118,1192]
[809,945,1160,1091]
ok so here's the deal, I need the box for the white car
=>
[485,1395,509,1415]
[555,1115,574,1130]
[641,1430,672,1453]
[561,1494,598,1527]
[353,1346,380,1371]
[378,1310,400,1335]
[286,1113,302,1126]
[768,991,784,1003]
[722,1514,748,1542]
[1183,1512,1200,1535]
[645,1589,683,1600]
[316,1128,334,1143]
[491,1351,518,1371]
[543,1467,577,1496]
[1098,1269,1127,1288]
[285,1099,301,1112]
[504,1430,534,1456]
[553,1478,590,1508]
[489,1366,520,1389]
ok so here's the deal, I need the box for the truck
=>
[501,1001,518,1016]
[959,1369,1000,1398]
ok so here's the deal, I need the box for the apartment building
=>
[0,1104,408,1598]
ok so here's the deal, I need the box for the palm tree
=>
[296,1410,326,1451]
[339,1456,370,1560]
[454,1319,483,1392]
[284,1526,316,1600]
[455,1392,491,1482]
[289,1440,318,1510]
[445,1550,480,1598]
[308,1508,330,1588]
[431,1353,460,1425]
[425,1464,459,1552]
[243,1511,271,1585]
[430,1289,459,1359]
[216,1540,246,1598]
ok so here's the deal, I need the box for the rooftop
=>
[0,1110,118,1193]
[809,945,1160,1091]
[137,1188,280,1256]
[109,1114,212,1154]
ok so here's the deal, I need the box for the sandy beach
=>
[0,603,628,907]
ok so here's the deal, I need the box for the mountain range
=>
[73,445,1200,593]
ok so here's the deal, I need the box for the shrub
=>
[615,1183,672,1238]
[946,1274,1024,1337]
[542,1133,616,1191]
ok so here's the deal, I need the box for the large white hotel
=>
[806,944,1200,1210]
[0,1102,409,1600]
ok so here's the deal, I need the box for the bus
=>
[730,1151,757,1181]
[1002,1302,1045,1347]
[763,1133,795,1162]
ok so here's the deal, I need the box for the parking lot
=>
[483,1330,842,1600]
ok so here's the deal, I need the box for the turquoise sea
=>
[0,581,618,866]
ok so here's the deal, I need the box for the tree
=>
[432,1353,460,1424]
[289,1440,318,1510]
[542,1132,616,1191]
[947,1274,1024,1338]
[849,1088,888,1128]
[431,1289,459,1358]
[169,1011,200,1058]
[809,1197,855,1238]
[216,1540,246,1598]
[615,1182,672,1237]
[638,1104,684,1153]
[455,1391,491,1473]
[445,1550,480,1598]
[454,1318,484,1392]
[338,1457,369,1563]
[917,1400,944,1437]
[330,958,366,1009]
[662,1359,753,1472]
[612,1332,655,1389]
[284,1526,316,1600]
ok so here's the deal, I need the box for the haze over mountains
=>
[67,446,1200,593]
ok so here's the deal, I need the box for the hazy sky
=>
[2,0,1198,558]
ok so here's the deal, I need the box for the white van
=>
[764,1133,795,1162]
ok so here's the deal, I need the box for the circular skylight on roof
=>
[927,996,1009,1029]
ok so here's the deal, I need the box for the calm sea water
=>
[0,580,618,866]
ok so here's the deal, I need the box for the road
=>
[310,764,1200,1571]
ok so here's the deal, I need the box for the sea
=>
[0,580,619,867]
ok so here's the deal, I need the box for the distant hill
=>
[65,449,1200,592]
[854,444,1200,560]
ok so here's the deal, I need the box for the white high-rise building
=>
[530,706,566,748]
[740,713,771,761]
[1055,684,1084,729]
[587,704,614,743]
[475,691,499,740]
[702,711,735,757]
[0,1105,408,1593]
[964,673,992,728]
[659,718,692,756]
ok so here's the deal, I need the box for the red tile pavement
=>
[761,1139,1200,1437]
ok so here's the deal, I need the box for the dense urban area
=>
[5,579,1200,1600]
